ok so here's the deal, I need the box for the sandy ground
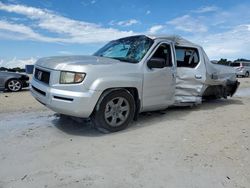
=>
[0,78,250,188]
[0,89,47,114]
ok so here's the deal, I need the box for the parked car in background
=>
[230,61,250,77]
[0,71,29,92]
[31,35,239,132]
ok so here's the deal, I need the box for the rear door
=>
[175,46,206,102]
[142,42,176,111]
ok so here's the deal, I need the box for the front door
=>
[142,42,176,111]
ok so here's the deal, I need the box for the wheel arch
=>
[5,77,23,89]
[93,87,141,120]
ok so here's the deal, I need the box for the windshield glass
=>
[93,35,154,63]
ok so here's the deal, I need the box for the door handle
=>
[195,75,202,79]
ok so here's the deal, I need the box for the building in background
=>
[25,65,34,74]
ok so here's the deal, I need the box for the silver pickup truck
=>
[30,35,239,132]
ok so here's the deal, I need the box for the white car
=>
[230,61,250,77]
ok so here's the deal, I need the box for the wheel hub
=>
[104,97,130,127]
[8,80,21,91]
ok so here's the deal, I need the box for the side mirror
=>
[147,57,165,69]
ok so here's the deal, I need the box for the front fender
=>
[4,75,21,86]
[89,76,143,97]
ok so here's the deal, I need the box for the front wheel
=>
[92,90,135,133]
[6,79,22,92]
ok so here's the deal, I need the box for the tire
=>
[6,79,22,92]
[92,90,135,133]
[245,71,249,77]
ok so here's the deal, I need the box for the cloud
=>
[193,6,218,13]
[81,0,97,6]
[1,1,250,61]
[0,20,59,42]
[146,10,151,15]
[210,5,250,27]
[191,24,250,60]
[0,2,135,43]
[164,4,250,60]
[58,51,73,55]
[0,57,37,68]
[110,19,139,27]
[167,15,207,33]
[147,25,164,34]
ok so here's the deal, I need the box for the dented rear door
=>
[175,46,206,103]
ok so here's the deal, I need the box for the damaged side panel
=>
[173,44,239,106]
[174,46,206,105]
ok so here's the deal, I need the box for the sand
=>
[0,78,249,188]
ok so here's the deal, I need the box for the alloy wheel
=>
[8,80,22,92]
[104,97,130,127]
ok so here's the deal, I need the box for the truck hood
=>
[36,55,121,70]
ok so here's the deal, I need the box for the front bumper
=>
[30,79,102,118]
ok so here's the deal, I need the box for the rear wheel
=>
[245,71,249,77]
[6,79,22,92]
[92,90,135,133]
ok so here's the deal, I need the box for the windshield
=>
[93,35,154,63]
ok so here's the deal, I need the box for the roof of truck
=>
[147,35,199,47]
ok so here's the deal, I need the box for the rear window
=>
[242,63,250,66]
[230,63,241,67]
[175,47,199,68]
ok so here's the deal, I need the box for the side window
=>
[152,43,172,67]
[175,47,199,68]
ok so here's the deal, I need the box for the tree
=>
[217,58,230,66]
[0,67,25,72]
[0,67,8,71]
[235,58,250,62]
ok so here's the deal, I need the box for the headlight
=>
[60,71,86,84]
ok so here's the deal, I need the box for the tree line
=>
[216,58,250,66]
[0,67,26,72]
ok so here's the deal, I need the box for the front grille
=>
[34,68,50,84]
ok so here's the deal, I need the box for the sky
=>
[0,0,250,67]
